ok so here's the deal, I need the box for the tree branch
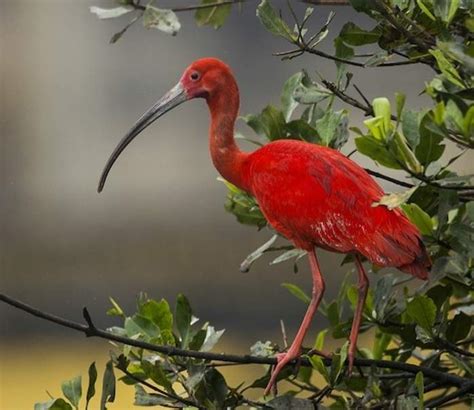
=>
[131,0,247,12]
[425,384,473,408]
[2,292,473,391]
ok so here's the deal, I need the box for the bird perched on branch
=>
[98,58,431,395]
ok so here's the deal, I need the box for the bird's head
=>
[97,57,236,193]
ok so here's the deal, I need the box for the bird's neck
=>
[207,83,250,191]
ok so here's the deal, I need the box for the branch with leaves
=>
[2,291,474,409]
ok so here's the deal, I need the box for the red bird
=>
[98,58,430,395]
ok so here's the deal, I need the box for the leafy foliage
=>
[38,0,474,408]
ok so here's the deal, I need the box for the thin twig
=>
[364,169,414,189]
[280,319,288,349]
[425,384,473,408]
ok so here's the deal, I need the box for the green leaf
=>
[195,0,232,29]
[429,49,464,88]
[373,275,395,320]
[35,401,56,410]
[373,187,417,210]
[125,315,160,340]
[134,385,173,406]
[339,22,380,46]
[143,6,181,35]
[395,93,406,123]
[326,301,340,327]
[285,120,318,143]
[446,312,471,342]
[242,105,286,141]
[271,249,306,265]
[463,105,474,137]
[415,372,424,408]
[250,340,275,357]
[176,294,193,348]
[416,0,436,20]
[373,330,392,360]
[372,97,392,136]
[315,110,348,147]
[415,113,445,166]
[193,368,228,408]
[433,0,460,23]
[239,234,278,272]
[86,362,97,410]
[89,6,133,19]
[201,325,225,352]
[49,399,73,410]
[224,184,266,228]
[106,297,125,318]
[448,353,474,375]
[100,360,116,410]
[293,81,332,105]
[390,132,423,173]
[364,50,389,67]
[406,295,437,332]
[401,203,434,235]
[142,360,173,391]
[281,72,304,121]
[281,283,310,304]
[444,100,464,132]
[355,136,401,169]
[402,110,422,149]
[256,0,296,41]
[61,376,82,409]
[329,342,348,385]
[139,299,173,333]
[35,400,73,410]
[309,355,330,383]
[314,329,328,350]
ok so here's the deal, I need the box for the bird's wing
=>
[247,141,426,272]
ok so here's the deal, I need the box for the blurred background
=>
[1,0,470,408]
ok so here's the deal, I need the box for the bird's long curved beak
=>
[98,82,187,192]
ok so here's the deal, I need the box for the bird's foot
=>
[264,349,300,396]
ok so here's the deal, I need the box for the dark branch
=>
[1,292,473,391]
[425,384,473,408]
[365,169,414,189]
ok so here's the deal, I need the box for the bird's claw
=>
[263,350,300,396]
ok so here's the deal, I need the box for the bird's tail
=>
[398,238,431,280]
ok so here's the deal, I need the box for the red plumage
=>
[244,140,430,279]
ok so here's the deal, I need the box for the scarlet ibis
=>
[98,58,430,395]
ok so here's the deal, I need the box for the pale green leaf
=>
[89,6,133,19]
[256,0,296,41]
[143,6,180,35]
[61,376,82,409]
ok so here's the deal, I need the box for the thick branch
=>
[1,292,473,391]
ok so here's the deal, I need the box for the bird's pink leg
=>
[264,248,325,396]
[347,255,369,374]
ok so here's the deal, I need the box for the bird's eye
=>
[190,72,200,81]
